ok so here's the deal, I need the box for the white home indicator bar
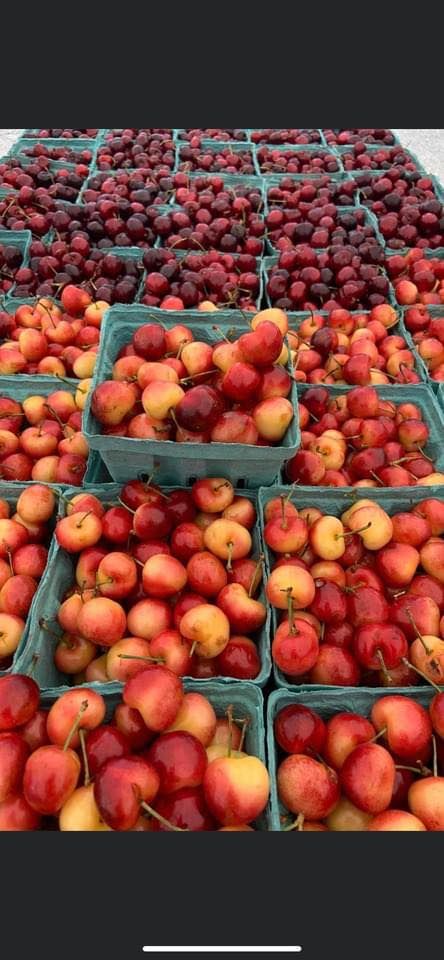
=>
[142,949,302,954]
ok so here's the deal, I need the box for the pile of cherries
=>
[0,157,87,203]
[82,168,173,207]
[257,147,341,176]
[178,145,255,176]
[0,285,106,377]
[140,248,260,310]
[177,130,248,143]
[26,130,98,139]
[0,240,26,296]
[0,385,89,485]
[287,384,441,488]
[404,304,444,382]
[91,308,293,445]
[14,238,143,303]
[263,491,444,687]
[322,130,398,146]
[287,303,420,386]
[266,201,377,252]
[338,145,419,173]
[48,476,265,684]
[357,171,444,250]
[388,250,444,307]
[0,484,55,668]
[0,672,270,830]
[16,143,94,166]
[274,693,444,831]
[95,131,175,172]
[251,130,322,145]
[154,174,265,254]
[266,239,389,311]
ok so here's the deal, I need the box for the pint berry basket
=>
[258,483,444,692]
[266,685,435,831]
[16,482,272,689]
[82,305,300,487]
[0,481,61,678]
[0,375,106,487]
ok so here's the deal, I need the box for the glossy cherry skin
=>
[274,704,326,755]
[85,725,131,778]
[0,732,29,801]
[347,586,389,627]
[23,745,81,815]
[310,581,347,624]
[216,636,261,679]
[94,756,160,831]
[150,786,216,831]
[145,731,207,794]
[175,386,225,432]
[0,675,40,731]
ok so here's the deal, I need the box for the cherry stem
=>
[369,725,387,744]
[338,521,372,540]
[44,403,66,430]
[395,763,432,777]
[248,555,264,598]
[211,325,231,343]
[284,482,298,505]
[180,369,218,383]
[79,728,90,787]
[280,495,288,530]
[286,588,295,634]
[405,611,433,655]
[118,497,135,514]
[169,407,179,430]
[226,541,234,572]
[63,700,88,752]
[369,470,383,486]
[238,716,250,754]
[94,578,113,590]
[376,648,391,684]
[401,657,442,693]
[140,801,188,832]
[117,654,165,664]
[189,640,197,657]
[76,510,93,528]
[418,445,434,463]
[282,812,305,832]
[226,704,234,758]
[432,734,438,778]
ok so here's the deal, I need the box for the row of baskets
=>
[18,657,441,830]
[4,476,444,688]
[1,302,444,488]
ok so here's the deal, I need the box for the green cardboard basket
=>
[258,483,444,691]
[82,305,299,487]
[0,375,101,487]
[39,678,268,829]
[266,685,435,831]
[0,481,62,677]
[17,482,271,690]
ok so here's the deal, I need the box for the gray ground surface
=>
[0,128,443,182]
